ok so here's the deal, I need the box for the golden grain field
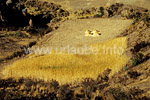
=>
[2,37,128,84]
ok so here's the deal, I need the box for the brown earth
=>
[0,31,37,67]
[37,18,132,49]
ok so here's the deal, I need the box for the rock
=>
[22,8,27,16]
[103,9,109,17]
[121,9,129,18]
[74,87,85,99]
[6,0,12,5]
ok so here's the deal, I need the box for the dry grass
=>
[1,37,128,84]
[41,0,150,10]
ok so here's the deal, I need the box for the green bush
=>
[132,58,138,66]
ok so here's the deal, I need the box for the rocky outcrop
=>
[0,0,69,28]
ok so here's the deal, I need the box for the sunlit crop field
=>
[2,37,128,84]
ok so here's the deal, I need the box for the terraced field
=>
[38,18,133,48]
[1,18,133,84]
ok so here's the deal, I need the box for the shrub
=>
[132,58,138,66]
[104,87,133,100]
[127,71,141,79]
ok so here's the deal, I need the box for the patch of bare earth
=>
[37,18,133,49]
[0,31,37,67]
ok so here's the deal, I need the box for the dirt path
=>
[36,18,133,49]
